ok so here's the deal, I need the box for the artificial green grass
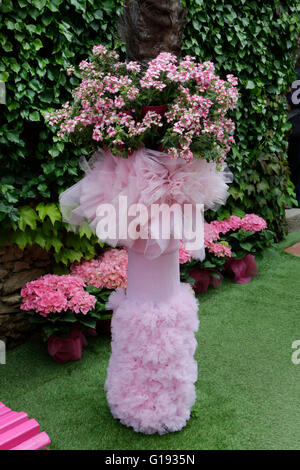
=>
[1,232,300,450]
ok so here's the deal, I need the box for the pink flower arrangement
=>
[70,248,128,289]
[46,46,238,163]
[20,274,96,317]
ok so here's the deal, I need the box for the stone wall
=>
[0,244,53,349]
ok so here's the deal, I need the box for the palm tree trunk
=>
[120,0,187,64]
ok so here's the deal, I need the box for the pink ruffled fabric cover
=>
[59,147,232,259]
[105,279,199,434]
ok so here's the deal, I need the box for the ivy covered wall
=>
[182,0,300,238]
[0,0,299,265]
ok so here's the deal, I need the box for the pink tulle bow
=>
[59,148,232,260]
[224,254,258,283]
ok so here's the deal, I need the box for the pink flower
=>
[20,274,96,317]
[46,44,239,163]
[179,241,191,264]
[207,242,232,257]
[70,248,128,289]
[240,214,267,232]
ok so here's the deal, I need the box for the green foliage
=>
[0,202,103,264]
[0,0,123,234]
[28,306,102,341]
[0,0,299,259]
[85,286,113,320]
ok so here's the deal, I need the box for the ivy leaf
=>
[29,111,40,121]
[18,206,39,231]
[245,80,256,90]
[55,248,83,265]
[33,38,43,51]
[79,222,93,239]
[36,202,62,224]
[13,230,33,250]
[51,238,64,253]
[0,71,9,82]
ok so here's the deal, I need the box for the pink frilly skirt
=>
[59,147,232,259]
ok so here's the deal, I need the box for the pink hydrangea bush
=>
[180,213,272,292]
[203,213,268,259]
[20,274,98,340]
[21,274,96,317]
[46,46,238,163]
[70,248,128,289]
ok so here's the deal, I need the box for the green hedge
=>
[0,0,124,264]
[182,0,299,238]
[0,0,299,263]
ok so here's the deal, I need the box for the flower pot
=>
[224,254,258,284]
[47,326,88,364]
[142,104,167,118]
[189,268,223,294]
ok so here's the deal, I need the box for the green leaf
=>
[36,203,62,224]
[239,242,253,252]
[18,206,39,231]
[79,222,93,239]
[14,230,33,250]
[33,38,43,51]
[32,0,47,9]
[29,111,40,121]
[0,71,9,82]
[245,80,256,90]
[79,317,97,329]
[62,312,77,323]
[51,238,64,253]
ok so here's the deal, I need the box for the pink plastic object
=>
[0,403,51,450]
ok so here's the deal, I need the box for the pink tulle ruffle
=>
[105,282,199,434]
[59,148,232,259]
